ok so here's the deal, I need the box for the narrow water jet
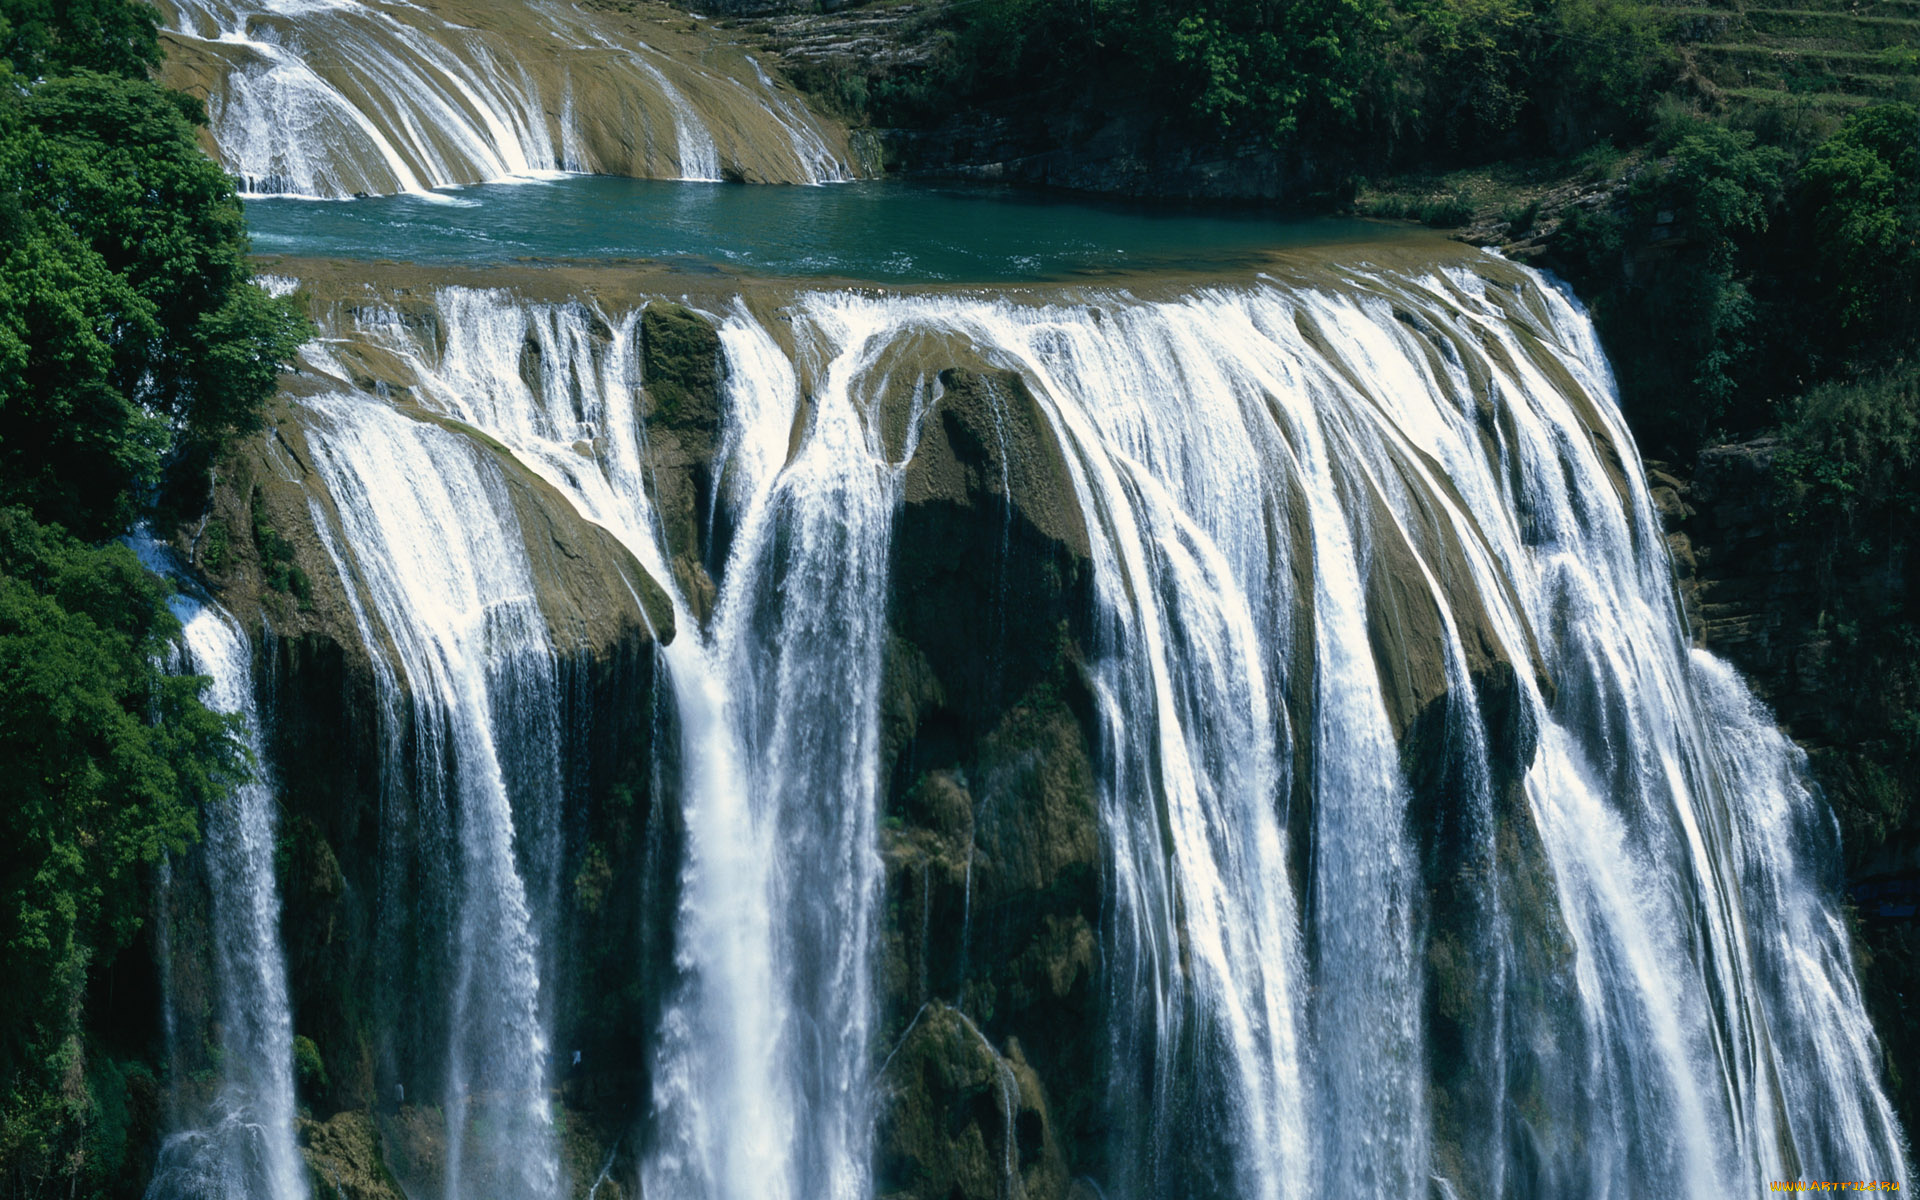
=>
[137,538,307,1200]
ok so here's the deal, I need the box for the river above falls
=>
[243,174,1416,283]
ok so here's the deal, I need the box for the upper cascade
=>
[153,0,859,196]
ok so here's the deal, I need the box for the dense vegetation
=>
[1765,360,1920,1136]
[810,0,1673,163]
[1550,101,1918,454]
[0,0,305,1193]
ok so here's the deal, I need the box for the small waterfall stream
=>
[137,539,307,1200]
[161,252,1908,1198]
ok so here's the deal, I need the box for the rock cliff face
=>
[1654,444,1833,737]
[876,365,1099,1198]
[874,107,1326,203]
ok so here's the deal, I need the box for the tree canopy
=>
[0,2,305,1193]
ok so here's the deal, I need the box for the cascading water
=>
[154,0,857,195]
[640,303,897,1200]
[908,271,1908,1194]
[313,291,896,1199]
[298,393,565,1200]
[136,539,307,1200]
[226,250,1906,1198]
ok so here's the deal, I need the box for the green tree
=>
[1800,102,1920,340]
[1555,118,1789,451]
[0,70,307,539]
[1168,0,1388,140]
[0,2,306,1193]
[0,511,236,1195]
[0,0,159,81]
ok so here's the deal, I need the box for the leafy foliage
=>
[0,0,159,81]
[0,2,307,1194]
[1799,102,1920,341]
[879,0,1671,162]
[0,511,239,1195]
[1552,117,1789,450]
[0,71,307,538]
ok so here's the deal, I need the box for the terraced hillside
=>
[1663,0,1920,109]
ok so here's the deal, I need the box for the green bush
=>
[1799,102,1919,340]
[0,70,307,538]
[1551,117,1789,452]
[1775,362,1920,529]
[0,0,160,80]
[293,1035,329,1100]
[0,510,240,1194]
[909,0,1670,161]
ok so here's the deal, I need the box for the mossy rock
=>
[640,301,722,433]
[879,360,1108,1187]
[875,1004,1067,1200]
[300,1111,405,1200]
[892,366,1094,743]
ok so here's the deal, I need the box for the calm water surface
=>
[244,175,1408,282]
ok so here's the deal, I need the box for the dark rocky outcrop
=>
[730,0,1335,201]
[878,109,1322,203]
[877,365,1102,1198]
[638,301,726,623]
[299,1112,405,1200]
[875,1003,1068,1200]
[1653,443,1830,733]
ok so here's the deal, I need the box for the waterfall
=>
[741,58,856,185]
[300,393,565,1200]
[261,255,1907,1198]
[153,0,857,195]
[623,53,723,183]
[639,303,895,1200]
[136,538,307,1200]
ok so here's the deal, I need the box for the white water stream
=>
[137,539,308,1200]
[301,395,566,1200]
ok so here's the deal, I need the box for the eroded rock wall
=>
[876,366,1099,1199]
